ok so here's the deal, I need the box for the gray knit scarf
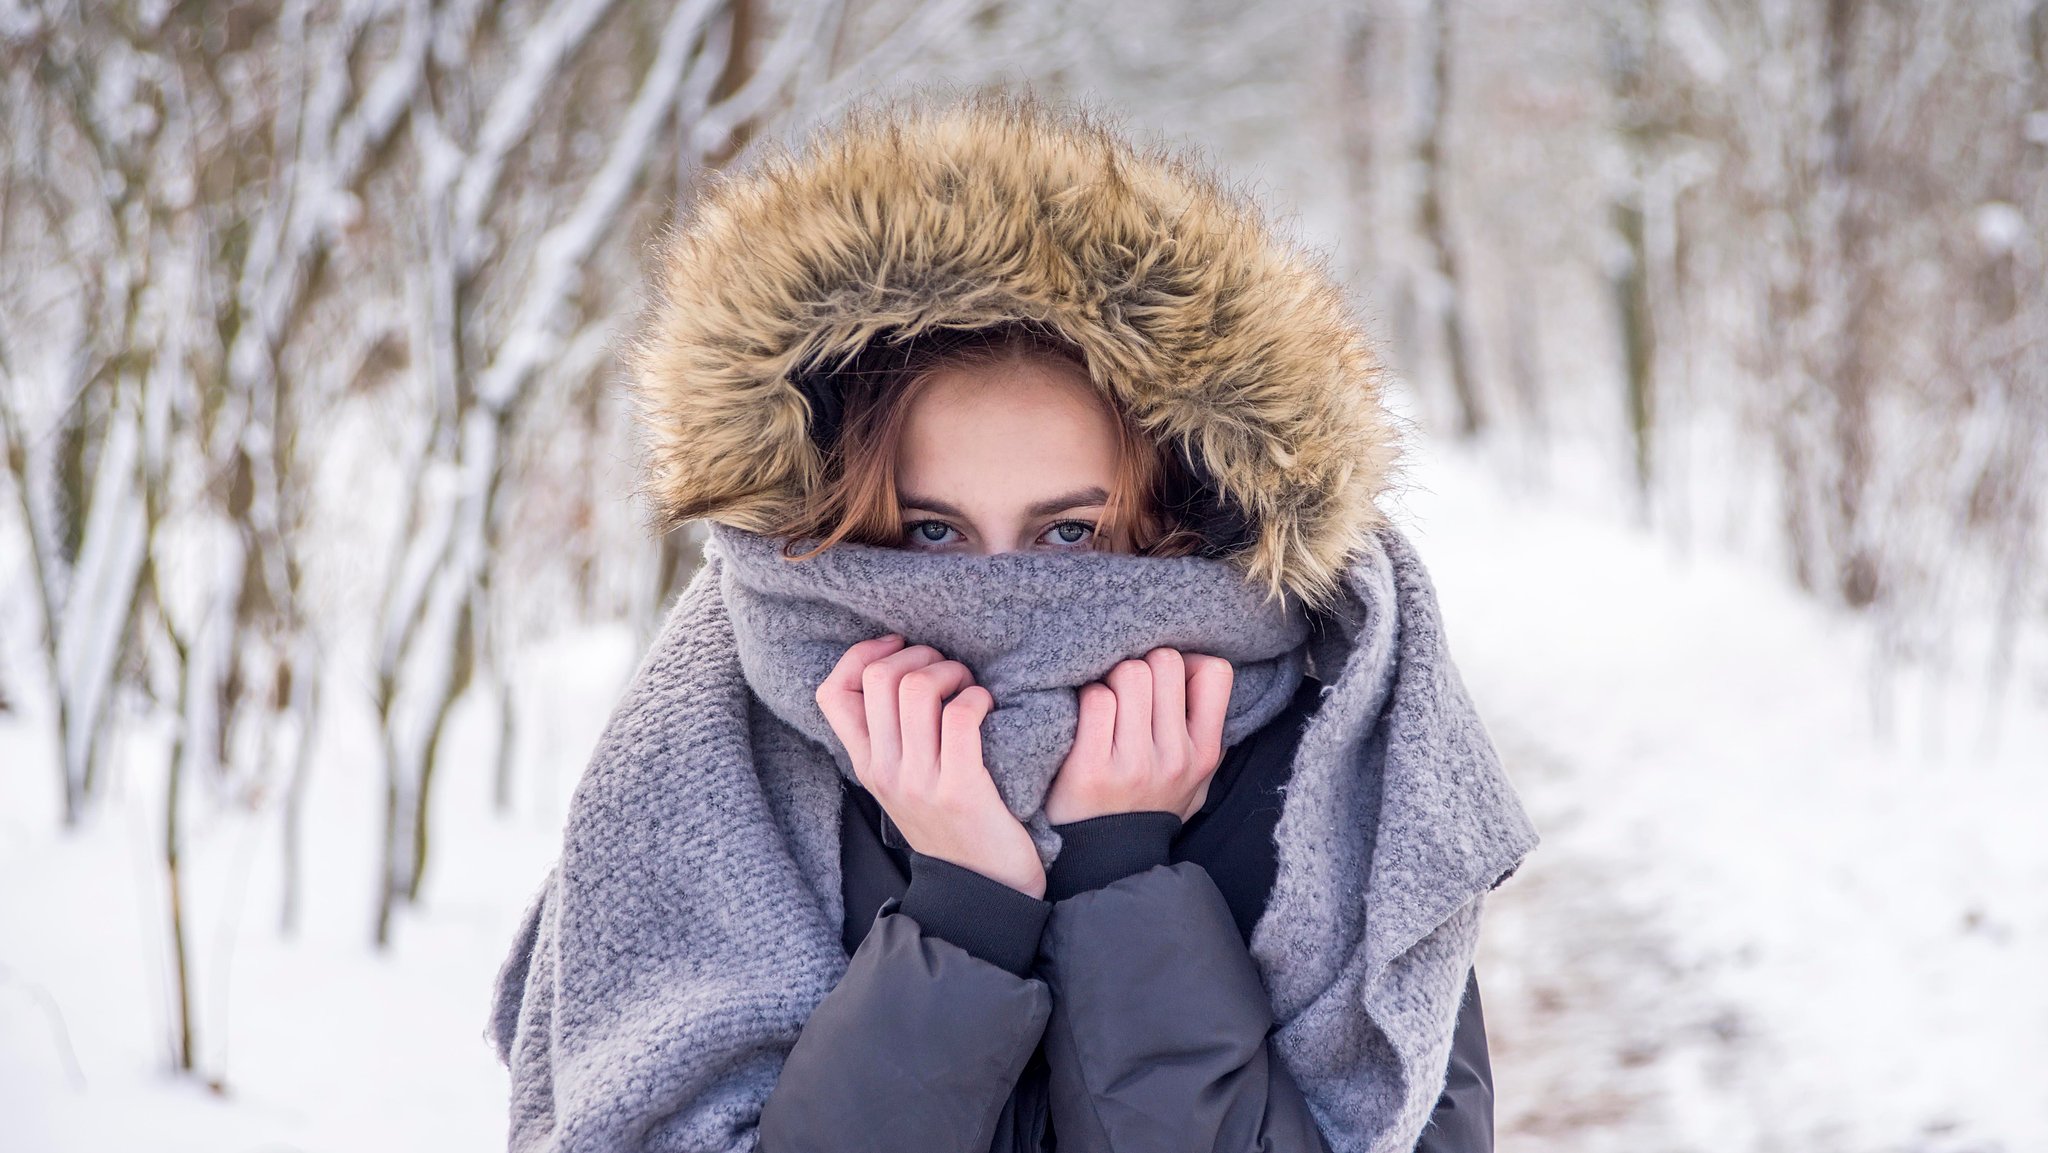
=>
[487,521,1541,1153]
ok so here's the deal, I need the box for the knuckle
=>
[904,661,959,692]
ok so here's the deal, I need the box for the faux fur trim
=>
[626,89,1407,613]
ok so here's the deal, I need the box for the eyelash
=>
[904,519,1097,547]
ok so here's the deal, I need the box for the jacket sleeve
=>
[1413,966,1494,1153]
[1034,813,1497,1153]
[1035,851,1333,1153]
[756,853,1055,1153]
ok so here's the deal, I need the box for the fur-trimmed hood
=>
[626,90,1406,612]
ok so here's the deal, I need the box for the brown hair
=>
[769,322,1209,562]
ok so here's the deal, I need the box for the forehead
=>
[896,358,1121,504]
[903,354,1114,435]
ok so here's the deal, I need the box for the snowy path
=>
[2,443,2041,1152]
[1406,442,2047,1153]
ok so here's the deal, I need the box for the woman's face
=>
[894,353,1124,555]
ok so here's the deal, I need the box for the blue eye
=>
[905,520,957,546]
[1042,521,1095,547]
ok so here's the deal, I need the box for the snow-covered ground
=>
[1404,443,2048,1153]
[2,436,2042,1152]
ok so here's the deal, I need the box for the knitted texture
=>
[715,521,1312,865]
[486,521,1541,1153]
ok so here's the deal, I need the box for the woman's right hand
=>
[816,633,1048,899]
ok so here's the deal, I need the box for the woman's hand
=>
[1043,647,1234,826]
[816,633,1048,899]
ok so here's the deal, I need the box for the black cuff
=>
[896,851,1052,977]
[1045,810,1181,901]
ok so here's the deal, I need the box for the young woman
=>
[752,320,1496,1152]
[489,91,1539,1153]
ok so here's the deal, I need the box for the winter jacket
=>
[756,674,1495,1153]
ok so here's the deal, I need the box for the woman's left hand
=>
[1043,647,1234,825]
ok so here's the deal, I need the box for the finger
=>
[1146,648,1188,771]
[1105,657,1154,768]
[938,684,995,788]
[817,634,906,778]
[1063,681,1117,771]
[897,660,975,789]
[860,643,944,786]
[1184,654,1235,773]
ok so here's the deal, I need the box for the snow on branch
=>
[475,0,727,413]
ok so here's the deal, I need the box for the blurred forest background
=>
[2,1,2044,1150]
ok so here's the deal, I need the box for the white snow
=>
[1401,437,2048,1153]
[50,403,147,792]
[0,612,636,1152]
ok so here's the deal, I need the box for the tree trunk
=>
[1417,0,1483,438]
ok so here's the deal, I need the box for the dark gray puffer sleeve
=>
[1035,860,1332,1153]
[757,898,1052,1153]
[1415,966,1493,1152]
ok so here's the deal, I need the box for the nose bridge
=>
[952,513,1022,556]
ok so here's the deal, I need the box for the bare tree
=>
[2,0,987,1087]
[1414,0,1484,438]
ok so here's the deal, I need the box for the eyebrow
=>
[900,485,1110,519]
